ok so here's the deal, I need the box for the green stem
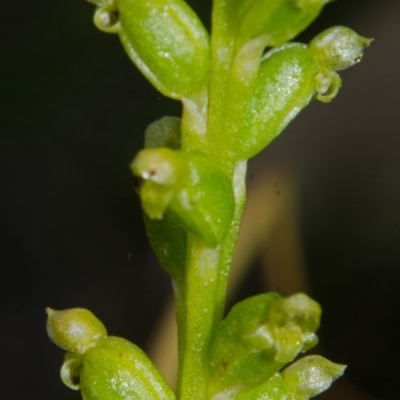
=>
[177,161,247,400]
[181,90,209,153]
[207,0,236,148]
[176,3,250,398]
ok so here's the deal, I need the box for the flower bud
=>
[309,26,372,71]
[48,308,175,399]
[131,148,234,247]
[208,293,284,397]
[243,293,320,364]
[46,308,107,354]
[131,147,180,219]
[266,293,321,363]
[218,25,371,160]
[226,43,317,160]
[89,0,210,99]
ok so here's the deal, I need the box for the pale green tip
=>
[283,355,346,398]
[309,26,372,71]
[46,308,107,354]
[130,148,179,220]
[130,148,178,186]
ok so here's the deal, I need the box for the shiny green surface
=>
[81,337,175,400]
[48,1,371,398]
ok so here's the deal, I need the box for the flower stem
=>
[177,161,247,400]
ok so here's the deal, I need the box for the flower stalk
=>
[47,1,371,399]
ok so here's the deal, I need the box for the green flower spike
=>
[50,2,371,400]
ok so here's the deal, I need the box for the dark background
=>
[1,0,399,398]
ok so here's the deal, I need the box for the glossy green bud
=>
[309,26,372,71]
[80,336,175,400]
[46,308,107,354]
[282,355,346,398]
[89,0,210,99]
[309,26,372,103]
[223,25,371,160]
[226,43,317,160]
[48,308,175,399]
[131,148,234,247]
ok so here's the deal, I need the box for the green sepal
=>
[131,148,235,247]
[91,0,210,100]
[208,0,330,159]
[208,293,283,397]
[222,43,317,160]
[80,336,176,400]
[282,355,346,398]
[208,293,321,398]
[230,355,345,399]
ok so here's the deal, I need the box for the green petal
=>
[81,337,175,400]
[282,355,346,398]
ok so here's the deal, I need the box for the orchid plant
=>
[47,1,370,399]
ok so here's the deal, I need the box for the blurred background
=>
[1,0,399,398]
